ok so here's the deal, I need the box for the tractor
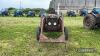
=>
[1,9,9,16]
[80,8,88,16]
[36,8,68,42]
[83,8,100,29]
[27,11,35,17]
[14,10,23,17]
[67,10,76,17]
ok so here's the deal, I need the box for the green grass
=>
[0,16,100,56]
[43,32,62,39]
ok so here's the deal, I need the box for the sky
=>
[0,0,51,9]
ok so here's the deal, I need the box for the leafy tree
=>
[33,8,41,14]
[8,7,16,10]
[23,8,32,14]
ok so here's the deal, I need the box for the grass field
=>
[0,16,100,56]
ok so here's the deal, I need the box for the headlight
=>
[54,22,57,25]
[48,22,51,25]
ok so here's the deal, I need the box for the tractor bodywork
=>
[83,8,100,29]
[27,11,35,17]
[14,10,23,17]
[67,11,76,17]
[1,9,9,16]
[80,8,88,16]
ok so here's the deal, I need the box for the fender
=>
[89,13,96,18]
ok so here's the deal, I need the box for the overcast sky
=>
[0,0,51,9]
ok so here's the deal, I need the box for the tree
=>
[8,7,16,10]
[33,8,41,14]
[23,8,32,14]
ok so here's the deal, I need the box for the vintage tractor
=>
[83,8,100,29]
[67,10,76,17]
[1,9,9,16]
[80,8,88,16]
[39,9,46,17]
[37,8,68,42]
[14,10,23,17]
[27,11,35,17]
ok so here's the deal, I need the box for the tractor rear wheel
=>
[36,27,41,41]
[64,27,68,40]
[83,14,96,29]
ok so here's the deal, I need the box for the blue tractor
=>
[1,9,9,16]
[80,8,88,16]
[27,11,35,17]
[39,9,46,17]
[67,10,76,17]
[14,10,23,17]
[83,8,100,29]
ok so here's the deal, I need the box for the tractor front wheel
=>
[64,27,68,40]
[36,27,41,41]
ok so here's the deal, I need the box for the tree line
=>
[7,7,49,14]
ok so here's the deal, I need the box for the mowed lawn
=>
[0,16,100,56]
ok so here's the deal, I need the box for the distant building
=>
[49,0,100,14]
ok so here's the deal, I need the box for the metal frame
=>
[38,15,66,43]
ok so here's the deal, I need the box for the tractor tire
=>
[83,14,96,29]
[95,14,100,27]
[36,27,41,41]
[64,27,68,40]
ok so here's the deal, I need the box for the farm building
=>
[49,0,100,14]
